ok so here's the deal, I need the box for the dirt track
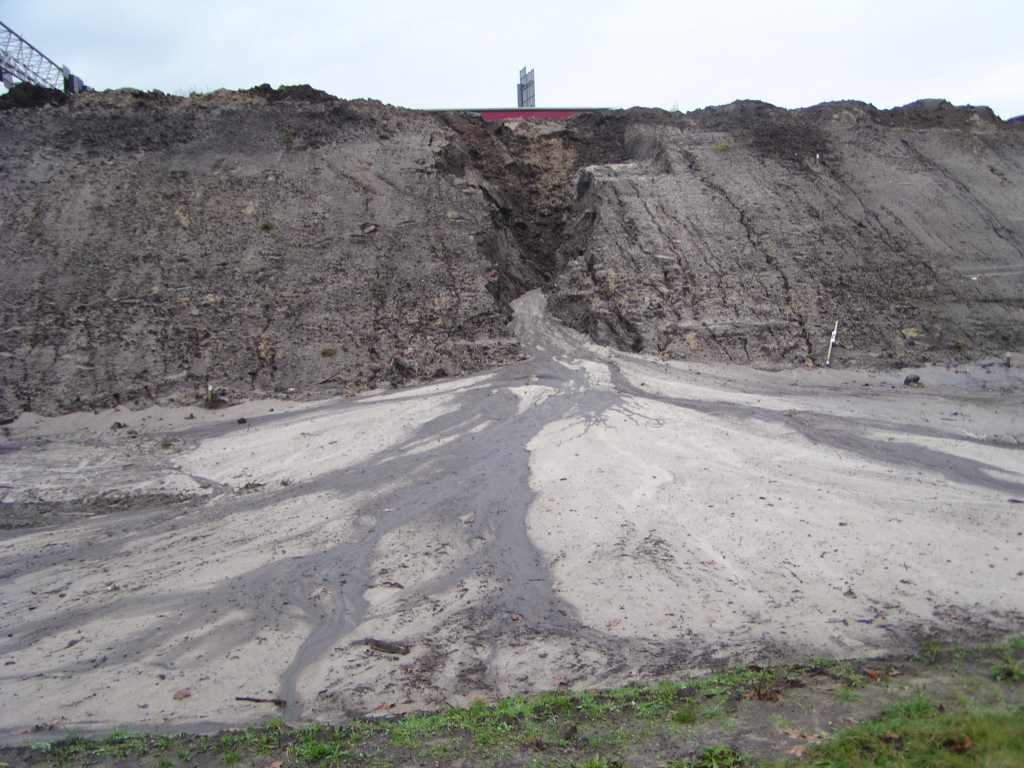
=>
[2,291,1022,736]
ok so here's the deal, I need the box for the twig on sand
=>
[236,696,287,706]
[365,638,411,655]
[318,371,345,385]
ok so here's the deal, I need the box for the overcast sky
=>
[3,0,1022,118]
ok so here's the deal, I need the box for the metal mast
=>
[517,67,535,108]
[1,20,85,93]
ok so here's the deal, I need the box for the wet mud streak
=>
[605,358,1024,497]
[276,290,632,715]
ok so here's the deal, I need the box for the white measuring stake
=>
[825,320,838,367]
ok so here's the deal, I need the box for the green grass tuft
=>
[8,644,1024,768]
[782,692,1024,768]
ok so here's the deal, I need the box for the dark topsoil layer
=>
[2,83,1023,421]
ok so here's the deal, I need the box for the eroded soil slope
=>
[0,87,531,421]
[2,90,1023,423]
[547,101,1024,368]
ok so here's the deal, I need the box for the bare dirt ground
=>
[2,291,1022,738]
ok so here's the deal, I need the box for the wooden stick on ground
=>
[235,696,287,706]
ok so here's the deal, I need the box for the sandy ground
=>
[1,290,1023,737]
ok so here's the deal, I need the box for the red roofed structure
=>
[473,108,596,121]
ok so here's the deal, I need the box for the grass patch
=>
[990,649,1024,681]
[5,642,1023,767]
[832,685,861,703]
[672,707,698,724]
[775,692,1024,767]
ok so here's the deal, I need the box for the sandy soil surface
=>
[1,291,1023,737]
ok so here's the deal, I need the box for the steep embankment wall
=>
[548,101,1024,368]
[0,88,531,420]
[1,90,1022,421]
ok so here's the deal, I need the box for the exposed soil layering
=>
[0,86,528,421]
[2,89,1022,421]
[547,101,1024,368]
